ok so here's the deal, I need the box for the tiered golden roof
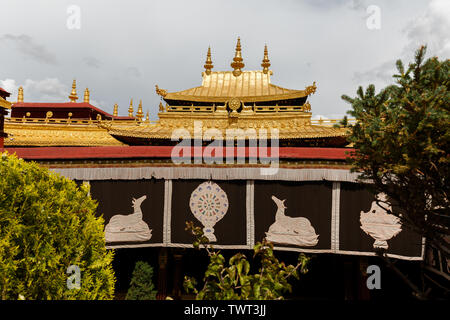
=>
[104,38,348,146]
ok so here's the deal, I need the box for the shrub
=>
[126,261,157,300]
[0,152,115,299]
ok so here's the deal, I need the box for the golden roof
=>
[157,38,316,103]
[104,120,348,141]
[159,70,315,103]
[4,120,124,147]
[106,39,345,145]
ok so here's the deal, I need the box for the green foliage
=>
[0,152,115,300]
[126,261,157,300]
[342,46,449,296]
[183,221,310,300]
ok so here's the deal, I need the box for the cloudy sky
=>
[0,0,449,120]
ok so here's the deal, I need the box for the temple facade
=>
[2,39,426,300]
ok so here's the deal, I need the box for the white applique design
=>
[189,181,229,242]
[360,193,402,249]
[104,195,152,243]
[265,195,319,247]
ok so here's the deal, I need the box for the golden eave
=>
[103,118,348,141]
[159,70,315,103]
[0,96,12,109]
[4,121,124,147]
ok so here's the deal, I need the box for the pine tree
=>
[342,46,449,298]
[126,261,157,300]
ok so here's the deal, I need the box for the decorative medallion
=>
[265,195,319,247]
[360,193,402,249]
[104,195,152,243]
[189,181,229,242]
[228,97,241,112]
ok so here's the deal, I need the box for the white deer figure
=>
[265,195,319,247]
[104,195,152,243]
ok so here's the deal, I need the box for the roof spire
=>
[146,110,149,122]
[136,100,144,121]
[204,46,214,75]
[68,79,78,102]
[17,86,24,102]
[128,99,134,117]
[231,37,244,77]
[84,88,90,103]
[261,44,271,74]
[113,103,118,116]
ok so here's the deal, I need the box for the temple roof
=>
[105,121,348,141]
[160,70,314,103]
[4,121,124,147]
[157,38,316,104]
[11,102,134,120]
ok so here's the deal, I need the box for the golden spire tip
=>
[68,79,78,102]
[204,46,214,75]
[83,88,90,103]
[231,37,244,77]
[128,98,134,117]
[17,86,24,103]
[261,43,271,74]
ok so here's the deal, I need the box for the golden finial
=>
[231,37,245,77]
[17,86,24,102]
[84,88,90,103]
[113,103,118,116]
[204,46,213,75]
[68,79,78,102]
[261,44,271,74]
[128,99,134,117]
[146,110,149,122]
[136,99,144,121]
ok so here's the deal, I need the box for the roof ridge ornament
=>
[84,88,90,103]
[113,103,118,116]
[230,37,245,77]
[261,44,271,74]
[68,79,78,102]
[17,86,24,102]
[136,99,144,121]
[204,46,213,75]
[305,81,317,95]
[128,99,134,117]
[155,85,167,97]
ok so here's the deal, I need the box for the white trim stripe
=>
[52,167,361,182]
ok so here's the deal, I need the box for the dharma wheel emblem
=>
[189,181,229,242]
[228,97,241,112]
